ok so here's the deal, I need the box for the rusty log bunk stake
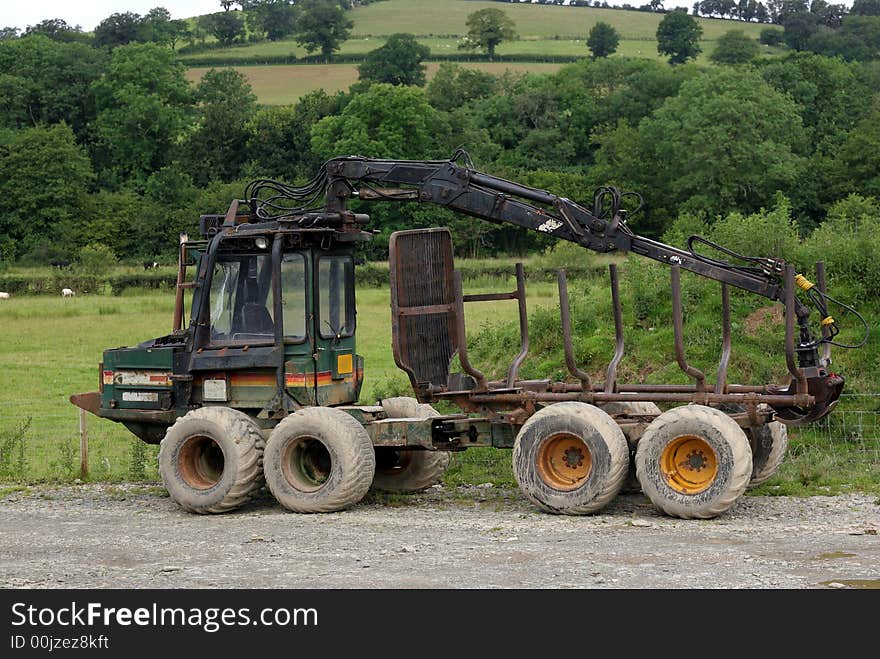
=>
[604,264,625,394]
[557,269,592,393]
[453,270,488,391]
[715,283,731,395]
[671,265,707,392]
[506,263,530,388]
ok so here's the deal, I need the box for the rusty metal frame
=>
[412,258,834,427]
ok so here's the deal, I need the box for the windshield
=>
[209,253,274,344]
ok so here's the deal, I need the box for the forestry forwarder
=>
[71,151,866,519]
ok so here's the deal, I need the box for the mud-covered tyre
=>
[372,397,450,493]
[263,407,375,513]
[513,402,629,515]
[598,401,662,495]
[747,421,788,488]
[717,403,790,489]
[635,405,752,519]
[158,406,265,514]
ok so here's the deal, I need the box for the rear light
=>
[102,368,114,388]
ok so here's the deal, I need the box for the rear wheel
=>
[513,402,629,515]
[747,421,788,488]
[372,397,450,493]
[635,405,752,519]
[158,406,265,514]
[263,407,375,513]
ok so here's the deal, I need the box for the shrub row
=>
[1,262,604,296]
[180,52,585,67]
[0,274,103,295]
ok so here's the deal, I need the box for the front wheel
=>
[635,405,752,519]
[158,406,265,514]
[263,407,375,513]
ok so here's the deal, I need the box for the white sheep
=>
[61,288,75,298]
[0,292,9,299]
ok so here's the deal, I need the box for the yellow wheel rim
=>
[661,435,718,494]
[536,433,592,491]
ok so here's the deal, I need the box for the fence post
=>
[78,408,88,480]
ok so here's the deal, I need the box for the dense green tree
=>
[358,34,430,86]
[245,91,341,181]
[759,27,784,45]
[591,68,807,230]
[656,10,703,64]
[294,0,353,61]
[0,27,19,41]
[243,0,298,41]
[311,83,441,160]
[782,11,821,50]
[828,108,880,199]
[184,68,258,185]
[0,124,95,259]
[24,19,88,43]
[426,63,498,112]
[91,43,192,187]
[586,21,620,59]
[806,28,875,61]
[555,57,699,164]
[94,12,148,49]
[838,15,880,56]
[0,35,106,135]
[142,7,182,47]
[852,0,880,15]
[759,53,872,155]
[199,11,246,46]
[458,8,517,58]
[710,30,760,64]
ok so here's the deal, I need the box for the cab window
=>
[209,253,274,344]
[281,253,306,341]
[318,256,354,339]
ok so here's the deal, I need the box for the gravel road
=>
[1,483,878,589]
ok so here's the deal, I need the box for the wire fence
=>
[1,395,878,486]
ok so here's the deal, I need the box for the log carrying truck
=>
[70,151,864,519]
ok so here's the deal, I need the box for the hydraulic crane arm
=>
[244,152,863,378]
[318,155,786,300]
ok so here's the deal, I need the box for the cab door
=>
[280,251,316,406]
[313,253,360,406]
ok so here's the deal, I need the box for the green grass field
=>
[178,1,783,104]
[185,61,566,105]
[346,0,766,40]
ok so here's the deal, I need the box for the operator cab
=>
[165,213,367,419]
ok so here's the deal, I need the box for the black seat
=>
[233,302,274,335]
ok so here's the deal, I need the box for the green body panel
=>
[101,346,176,411]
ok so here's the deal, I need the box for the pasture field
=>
[179,35,680,63]
[346,0,766,40]
[185,61,567,105]
[1,264,878,493]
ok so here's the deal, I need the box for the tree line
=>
[0,4,878,274]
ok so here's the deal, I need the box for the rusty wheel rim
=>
[536,433,592,491]
[281,436,331,492]
[661,435,718,494]
[177,435,224,489]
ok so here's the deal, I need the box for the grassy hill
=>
[178,1,779,104]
